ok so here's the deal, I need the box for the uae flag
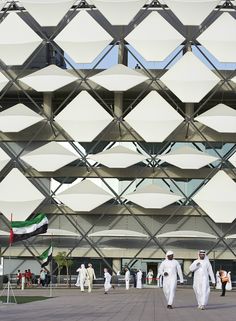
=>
[10,213,48,243]
[39,245,53,267]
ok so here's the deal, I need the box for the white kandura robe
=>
[189,258,215,307]
[125,270,130,290]
[87,267,96,293]
[104,272,112,292]
[76,266,88,291]
[215,271,222,290]
[136,271,142,289]
[226,272,232,291]
[158,259,183,305]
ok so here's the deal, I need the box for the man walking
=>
[158,250,183,309]
[189,250,215,310]
[87,263,96,293]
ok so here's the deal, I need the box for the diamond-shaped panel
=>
[20,0,76,26]
[124,91,184,142]
[125,11,185,61]
[195,104,236,133]
[0,148,11,172]
[0,12,42,65]
[88,145,147,168]
[192,170,236,223]
[164,0,220,25]
[0,168,45,221]
[21,142,79,172]
[197,13,236,63]
[157,146,218,169]
[0,103,44,132]
[20,64,78,92]
[54,10,112,64]
[56,179,113,212]
[89,64,149,91]
[124,184,183,209]
[161,52,220,102]
[0,72,9,92]
[91,0,146,25]
[54,91,113,141]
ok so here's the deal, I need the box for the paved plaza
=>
[0,287,235,321]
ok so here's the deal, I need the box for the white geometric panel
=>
[56,179,113,211]
[225,234,236,239]
[156,146,218,169]
[0,230,9,236]
[19,64,78,92]
[20,0,76,26]
[21,142,79,172]
[124,184,183,209]
[124,91,184,142]
[91,0,146,25]
[54,91,113,141]
[88,145,147,168]
[197,13,236,63]
[164,0,220,26]
[89,64,149,91]
[192,170,236,223]
[42,228,80,237]
[0,72,9,91]
[228,152,236,168]
[161,52,219,103]
[125,11,185,61]
[0,104,44,132]
[156,230,217,238]
[195,104,236,133]
[0,168,45,221]
[0,13,42,65]
[54,10,113,64]
[0,148,11,172]
[88,229,148,238]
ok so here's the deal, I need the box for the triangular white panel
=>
[157,146,218,169]
[56,179,113,211]
[54,11,112,63]
[164,0,220,25]
[20,0,75,26]
[88,145,147,168]
[91,0,146,25]
[0,13,42,65]
[89,64,149,91]
[124,91,184,142]
[0,148,11,172]
[225,234,236,239]
[197,13,236,63]
[88,229,148,238]
[124,184,183,208]
[54,91,113,141]
[21,142,79,172]
[156,230,217,238]
[42,228,80,236]
[0,104,44,132]
[0,72,9,91]
[192,170,236,223]
[161,52,219,102]
[228,152,236,168]
[125,11,185,61]
[195,104,236,133]
[20,64,78,92]
[0,168,45,221]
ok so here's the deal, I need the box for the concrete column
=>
[112,258,121,273]
[43,93,53,119]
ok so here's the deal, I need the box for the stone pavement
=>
[0,287,236,321]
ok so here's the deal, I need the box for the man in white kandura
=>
[136,269,143,289]
[158,250,183,309]
[104,268,112,294]
[76,264,88,292]
[87,263,96,293]
[125,267,130,290]
[189,250,215,310]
